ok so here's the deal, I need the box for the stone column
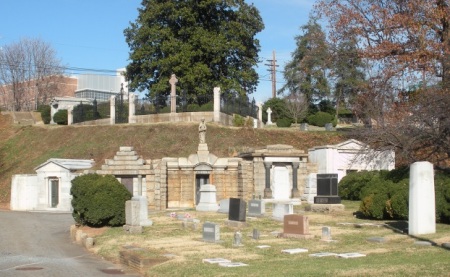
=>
[264,162,273,198]
[266,107,273,125]
[409,161,435,235]
[169,74,178,113]
[138,174,142,196]
[291,162,300,198]
[110,96,116,125]
[67,106,73,125]
[257,102,263,122]
[213,87,221,123]
[128,93,136,124]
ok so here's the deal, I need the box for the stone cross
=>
[169,74,178,113]
[266,107,273,125]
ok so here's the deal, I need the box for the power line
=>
[264,50,279,98]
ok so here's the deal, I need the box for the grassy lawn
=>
[90,201,450,277]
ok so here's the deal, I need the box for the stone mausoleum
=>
[10,121,395,212]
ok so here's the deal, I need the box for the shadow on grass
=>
[384,220,450,252]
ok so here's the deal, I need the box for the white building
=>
[308,139,395,182]
[10,159,94,212]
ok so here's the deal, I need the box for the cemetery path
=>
[0,210,140,277]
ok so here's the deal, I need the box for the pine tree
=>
[124,0,264,99]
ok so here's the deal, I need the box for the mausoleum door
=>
[195,174,210,205]
[49,178,59,208]
[272,166,290,200]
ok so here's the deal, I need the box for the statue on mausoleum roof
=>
[199,118,207,144]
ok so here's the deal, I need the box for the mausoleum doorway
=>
[195,174,210,205]
[49,178,59,208]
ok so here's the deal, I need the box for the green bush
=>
[339,171,380,200]
[360,192,389,219]
[199,102,213,111]
[389,188,409,219]
[233,114,245,127]
[187,104,200,112]
[37,105,51,124]
[53,109,68,125]
[276,118,292,128]
[342,169,450,223]
[435,172,450,223]
[71,174,132,227]
[307,111,335,127]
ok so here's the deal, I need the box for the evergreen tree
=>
[124,0,264,99]
[331,35,366,116]
[280,17,330,104]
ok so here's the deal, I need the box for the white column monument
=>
[110,96,116,125]
[266,107,273,125]
[128,93,136,124]
[409,161,436,235]
[67,106,73,125]
[169,74,178,114]
[213,87,221,123]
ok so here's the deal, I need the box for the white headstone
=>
[409,161,436,235]
[273,166,290,200]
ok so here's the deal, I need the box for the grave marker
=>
[314,174,341,204]
[203,222,220,242]
[282,214,314,239]
[248,199,265,217]
[228,198,246,222]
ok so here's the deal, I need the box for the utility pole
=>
[265,50,279,98]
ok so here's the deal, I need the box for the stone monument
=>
[409,161,436,235]
[169,74,178,113]
[196,184,219,212]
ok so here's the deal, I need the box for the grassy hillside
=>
[0,113,345,206]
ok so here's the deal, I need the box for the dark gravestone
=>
[314,174,341,204]
[228,198,246,222]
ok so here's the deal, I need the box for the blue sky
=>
[0,0,313,103]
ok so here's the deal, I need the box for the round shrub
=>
[276,118,292,128]
[307,111,334,127]
[53,109,68,125]
[71,174,132,227]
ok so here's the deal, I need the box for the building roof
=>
[35,158,95,171]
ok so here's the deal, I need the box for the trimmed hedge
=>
[307,111,335,127]
[71,174,132,227]
[276,118,292,128]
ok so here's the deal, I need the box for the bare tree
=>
[0,38,64,111]
[283,93,309,124]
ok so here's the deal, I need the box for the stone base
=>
[225,220,247,228]
[123,224,143,234]
[314,196,341,204]
[308,204,345,213]
[281,233,315,239]
[247,213,265,217]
